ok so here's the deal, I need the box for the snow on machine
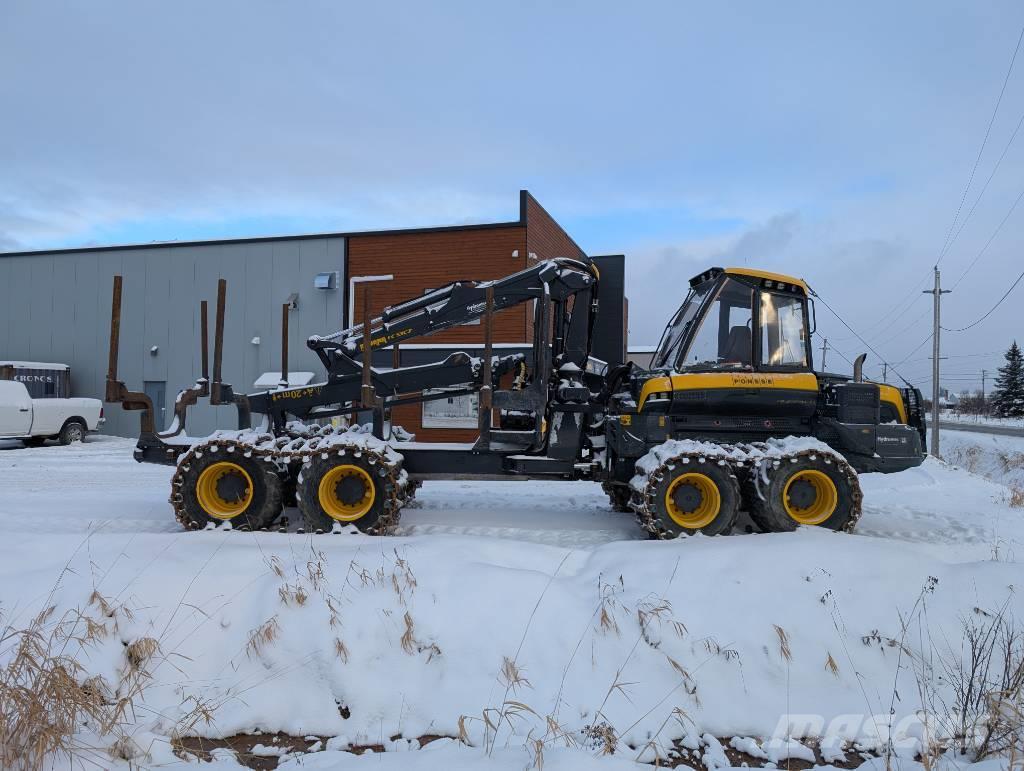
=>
[105,260,927,536]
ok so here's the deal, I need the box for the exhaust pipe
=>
[853,353,867,383]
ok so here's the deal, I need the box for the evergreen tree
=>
[991,341,1024,418]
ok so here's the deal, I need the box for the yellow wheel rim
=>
[783,469,838,525]
[664,472,721,529]
[318,464,376,522]
[196,462,254,520]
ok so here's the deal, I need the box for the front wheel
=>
[747,455,861,532]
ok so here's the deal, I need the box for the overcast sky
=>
[2,1,1023,392]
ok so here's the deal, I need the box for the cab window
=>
[652,282,712,369]
[679,278,754,371]
[760,292,807,367]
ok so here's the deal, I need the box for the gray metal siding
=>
[0,237,345,438]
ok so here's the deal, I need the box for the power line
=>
[945,104,1024,268]
[809,288,912,385]
[941,267,1024,332]
[899,350,1005,364]
[891,332,933,368]
[937,23,1024,265]
[949,184,1024,290]
[851,24,1024,358]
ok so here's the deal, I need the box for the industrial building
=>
[0,191,626,440]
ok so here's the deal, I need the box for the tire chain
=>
[628,443,863,538]
[169,425,409,534]
[629,452,745,539]
[746,446,863,533]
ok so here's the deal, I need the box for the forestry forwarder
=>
[105,259,926,538]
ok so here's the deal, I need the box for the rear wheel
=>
[58,421,85,445]
[297,448,392,534]
[748,455,860,532]
[641,459,741,537]
[174,449,282,530]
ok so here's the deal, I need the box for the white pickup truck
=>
[0,379,104,446]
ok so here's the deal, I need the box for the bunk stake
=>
[360,286,374,408]
[211,278,227,404]
[200,300,209,385]
[280,303,290,389]
[105,275,123,403]
[478,285,494,444]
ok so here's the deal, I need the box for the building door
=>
[144,381,167,431]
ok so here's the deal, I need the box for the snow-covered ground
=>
[940,430,1024,493]
[938,411,1024,429]
[1,434,1023,769]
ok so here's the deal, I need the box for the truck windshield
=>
[652,283,712,369]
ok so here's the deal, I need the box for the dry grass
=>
[947,444,983,473]
[998,451,1024,475]
[245,617,281,659]
[0,592,212,771]
[0,606,109,770]
[400,612,417,655]
[825,652,840,677]
[277,583,309,607]
[941,607,1024,759]
[334,637,350,663]
[1007,486,1024,509]
[774,625,793,662]
[500,656,532,693]
[125,637,160,672]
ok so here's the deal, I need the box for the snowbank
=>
[2,437,1024,768]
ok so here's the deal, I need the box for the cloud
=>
[2,0,1023,389]
[625,213,801,343]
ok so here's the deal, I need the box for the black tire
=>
[174,449,283,530]
[647,459,741,537]
[602,482,632,513]
[58,421,86,445]
[22,436,47,447]
[297,447,392,534]
[747,455,860,533]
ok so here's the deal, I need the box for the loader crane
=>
[106,258,927,538]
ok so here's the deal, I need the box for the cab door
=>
[0,380,33,436]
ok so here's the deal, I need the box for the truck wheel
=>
[646,460,740,537]
[297,449,390,534]
[174,450,282,530]
[23,436,47,447]
[748,455,860,532]
[58,421,86,445]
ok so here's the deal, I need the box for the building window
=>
[422,388,479,428]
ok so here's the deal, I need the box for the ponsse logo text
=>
[730,375,775,386]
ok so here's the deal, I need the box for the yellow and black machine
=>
[106,261,926,538]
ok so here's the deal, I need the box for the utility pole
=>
[820,337,829,371]
[882,362,888,383]
[923,267,952,458]
[981,369,988,415]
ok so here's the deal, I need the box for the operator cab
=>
[652,267,812,373]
